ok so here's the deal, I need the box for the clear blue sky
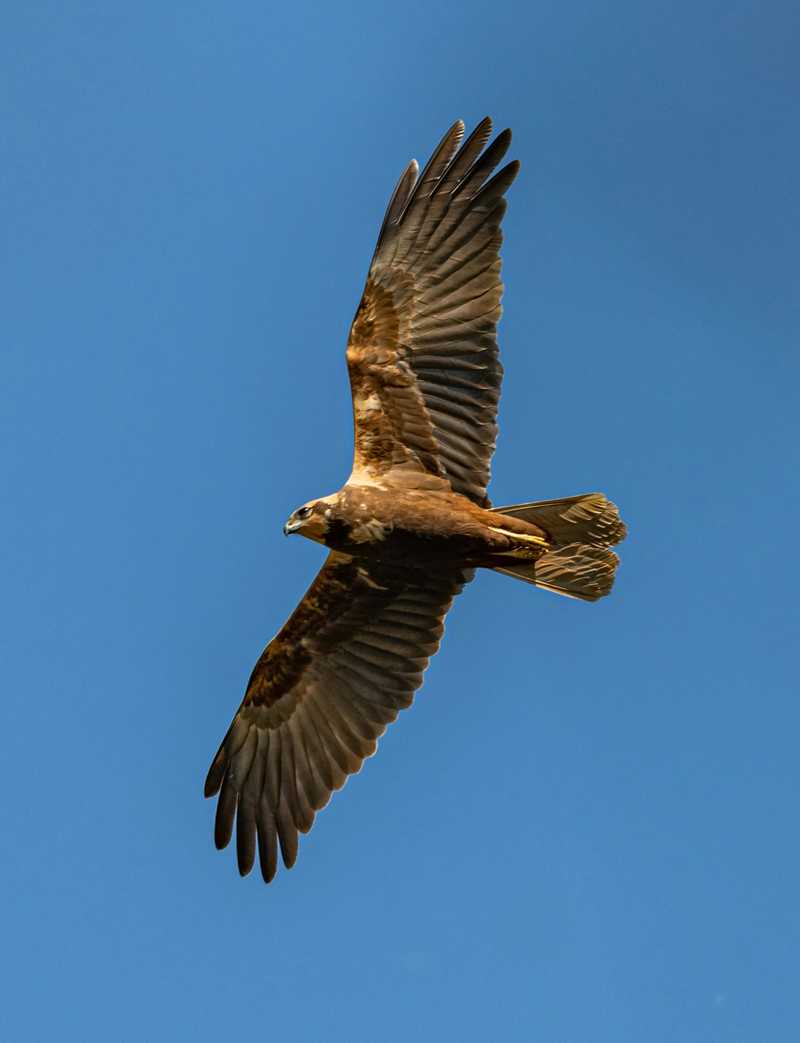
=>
[2,2,798,1040]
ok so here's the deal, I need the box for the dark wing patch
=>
[205,552,472,882]
[347,118,519,504]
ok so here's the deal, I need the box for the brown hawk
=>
[205,118,626,882]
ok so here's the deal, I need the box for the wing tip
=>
[237,850,255,876]
[204,760,224,799]
[214,821,232,851]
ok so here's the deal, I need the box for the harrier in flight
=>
[205,118,626,882]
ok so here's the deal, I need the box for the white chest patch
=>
[349,517,389,543]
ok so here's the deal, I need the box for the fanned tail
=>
[489,493,626,601]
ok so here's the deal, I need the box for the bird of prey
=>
[205,117,626,882]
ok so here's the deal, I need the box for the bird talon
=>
[488,525,550,549]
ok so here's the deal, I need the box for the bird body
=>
[286,481,548,567]
[205,118,627,882]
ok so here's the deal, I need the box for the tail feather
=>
[489,493,626,601]
[491,493,626,548]
[493,544,619,602]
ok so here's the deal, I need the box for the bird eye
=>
[296,505,312,519]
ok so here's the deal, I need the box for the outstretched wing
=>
[205,553,471,882]
[346,117,520,505]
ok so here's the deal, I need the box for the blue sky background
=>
[2,2,798,1040]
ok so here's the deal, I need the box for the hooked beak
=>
[283,518,301,536]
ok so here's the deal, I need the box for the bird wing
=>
[205,552,471,882]
[346,118,519,505]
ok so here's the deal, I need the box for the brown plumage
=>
[205,118,627,881]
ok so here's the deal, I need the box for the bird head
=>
[283,500,330,543]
